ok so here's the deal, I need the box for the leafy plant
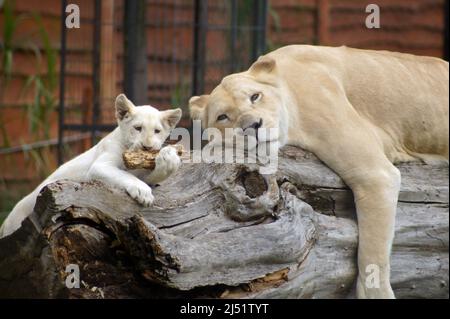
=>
[0,0,58,178]
[224,0,280,70]
[266,1,283,53]
[0,0,21,147]
[22,14,57,141]
[22,15,58,177]
[170,77,191,113]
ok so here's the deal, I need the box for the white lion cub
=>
[0,94,182,238]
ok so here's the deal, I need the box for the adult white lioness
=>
[189,45,449,298]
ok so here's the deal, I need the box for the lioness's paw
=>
[126,183,154,207]
[156,146,181,173]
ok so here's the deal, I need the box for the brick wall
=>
[0,0,448,196]
[268,0,447,57]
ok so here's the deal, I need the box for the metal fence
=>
[57,0,268,164]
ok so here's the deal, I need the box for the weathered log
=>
[0,146,448,298]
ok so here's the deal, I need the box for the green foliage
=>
[0,180,33,225]
[0,0,21,147]
[265,1,282,53]
[0,187,24,224]
[170,77,190,112]
[1,0,17,82]
[22,14,58,141]
[223,0,282,70]
[0,0,58,178]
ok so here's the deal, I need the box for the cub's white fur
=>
[0,94,182,238]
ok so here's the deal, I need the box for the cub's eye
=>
[217,114,228,122]
[154,129,161,134]
[134,126,142,132]
[250,93,260,103]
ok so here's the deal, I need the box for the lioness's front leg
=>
[295,85,401,298]
[343,163,400,299]
[312,134,400,298]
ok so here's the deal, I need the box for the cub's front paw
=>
[125,183,154,207]
[156,146,181,174]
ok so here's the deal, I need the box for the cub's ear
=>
[115,94,135,120]
[249,56,276,74]
[162,108,182,129]
[189,95,209,124]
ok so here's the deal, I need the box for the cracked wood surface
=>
[0,146,448,298]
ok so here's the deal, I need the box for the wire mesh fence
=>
[58,0,268,164]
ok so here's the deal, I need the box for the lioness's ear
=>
[249,56,276,74]
[162,108,182,129]
[115,94,134,120]
[189,95,209,124]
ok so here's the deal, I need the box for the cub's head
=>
[189,56,287,145]
[115,94,182,151]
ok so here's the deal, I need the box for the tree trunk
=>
[0,146,448,298]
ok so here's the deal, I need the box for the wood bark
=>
[0,146,448,298]
[123,144,185,170]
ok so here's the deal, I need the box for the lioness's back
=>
[267,45,449,159]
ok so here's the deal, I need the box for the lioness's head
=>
[189,56,287,146]
[115,94,182,151]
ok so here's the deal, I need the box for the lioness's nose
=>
[243,118,263,131]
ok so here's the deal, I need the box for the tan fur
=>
[189,45,449,298]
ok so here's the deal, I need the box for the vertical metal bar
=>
[229,0,238,73]
[124,0,148,104]
[58,0,67,165]
[192,0,200,95]
[251,0,268,62]
[317,0,330,45]
[259,0,268,55]
[124,0,135,102]
[91,0,101,146]
[161,0,168,106]
[172,0,178,106]
[150,0,159,105]
[444,0,449,61]
[192,0,207,96]
[251,0,259,61]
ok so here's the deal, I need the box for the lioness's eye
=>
[154,129,161,134]
[250,93,260,103]
[217,114,228,122]
[134,126,142,132]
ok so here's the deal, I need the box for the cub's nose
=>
[142,144,157,151]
